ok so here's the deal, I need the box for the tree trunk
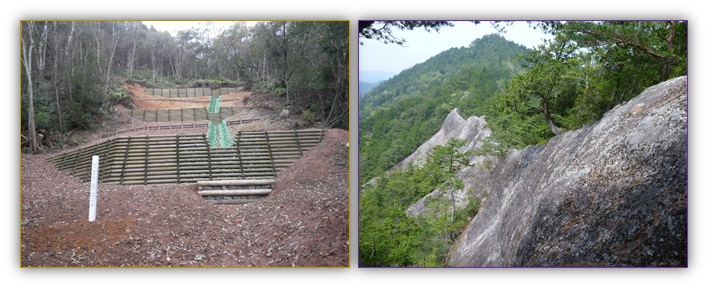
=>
[93,23,104,76]
[150,51,157,82]
[280,22,287,82]
[37,22,49,79]
[450,188,455,224]
[21,22,38,153]
[126,24,140,80]
[262,52,267,81]
[172,48,184,83]
[52,22,64,139]
[661,21,677,81]
[65,22,75,75]
[542,98,561,135]
[104,23,121,98]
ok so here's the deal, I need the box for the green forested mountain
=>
[359,34,528,119]
[359,21,687,267]
[359,80,384,97]
[359,34,529,184]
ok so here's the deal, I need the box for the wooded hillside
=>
[21,21,348,153]
[359,34,529,184]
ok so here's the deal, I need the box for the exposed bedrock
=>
[398,76,688,267]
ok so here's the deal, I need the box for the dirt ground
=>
[20,84,350,267]
[123,83,251,110]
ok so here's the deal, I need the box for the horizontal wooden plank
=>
[205,198,263,205]
[198,189,272,196]
[196,179,275,186]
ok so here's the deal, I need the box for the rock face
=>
[445,76,687,267]
[391,109,496,217]
[393,108,490,169]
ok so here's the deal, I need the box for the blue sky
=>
[359,21,554,74]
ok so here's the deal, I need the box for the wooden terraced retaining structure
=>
[135,97,243,103]
[49,129,325,185]
[100,118,259,139]
[143,87,240,97]
[130,107,239,123]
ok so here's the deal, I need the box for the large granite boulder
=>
[448,76,688,267]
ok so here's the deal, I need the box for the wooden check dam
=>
[49,129,325,204]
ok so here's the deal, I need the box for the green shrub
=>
[190,78,238,89]
[359,139,479,267]
[108,90,128,103]
[272,87,286,97]
[301,108,317,123]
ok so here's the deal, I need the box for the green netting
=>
[205,120,234,148]
[206,122,218,147]
[218,121,235,147]
[207,96,221,113]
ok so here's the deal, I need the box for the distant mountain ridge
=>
[359,70,396,83]
[359,80,384,97]
[359,34,529,119]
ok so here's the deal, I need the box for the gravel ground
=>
[20,84,349,267]
[20,129,348,267]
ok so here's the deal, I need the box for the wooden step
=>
[197,179,275,186]
[198,189,272,196]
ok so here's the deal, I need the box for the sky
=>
[359,21,554,74]
[144,20,552,75]
[142,21,256,37]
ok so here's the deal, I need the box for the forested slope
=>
[359,34,528,184]
[21,21,348,153]
[358,80,383,97]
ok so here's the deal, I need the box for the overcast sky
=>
[359,21,554,74]
[142,21,254,37]
[145,20,553,75]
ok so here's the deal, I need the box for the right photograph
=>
[358,20,687,267]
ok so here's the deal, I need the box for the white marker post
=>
[88,155,100,222]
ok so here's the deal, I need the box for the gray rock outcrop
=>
[391,109,496,217]
[446,76,687,267]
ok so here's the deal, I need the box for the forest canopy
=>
[483,21,687,150]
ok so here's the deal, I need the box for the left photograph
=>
[20,20,349,267]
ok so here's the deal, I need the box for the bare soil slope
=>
[21,84,349,267]
[21,129,348,267]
